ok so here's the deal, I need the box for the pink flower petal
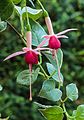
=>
[35,47,50,51]
[56,28,78,36]
[57,35,68,39]
[42,35,52,39]
[22,47,30,52]
[4,51,26,61]
[37,39,49,48]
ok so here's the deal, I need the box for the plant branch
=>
[6,20,27,45]
[38,62,49,79]
[62,103,75,119]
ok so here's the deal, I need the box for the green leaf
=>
[43,49,63,68]
[21,0,26,8]
[39,106,64,120]
[0,116,9,120]
[0,85,3,91]
[12,0,21,4]
[0,21,7,32]
[66,83,78,101]
[34,102,52,108]
[76,105,84,120]
[39,80,62,101]
[15,5,43,20]
[0,0,14,20]
[29,0,35,7]
[46,63,63,83]
[17,67,40,86]
[31,20,47,46]
[69,105,84,120]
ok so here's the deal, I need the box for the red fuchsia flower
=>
[38,16,77,51]
[4,31,49,101]
[38,16,77,84]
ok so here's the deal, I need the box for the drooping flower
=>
[4,31,49,100]
[37,16,77,84]
[38,16,77,50]
[25,51,38,65]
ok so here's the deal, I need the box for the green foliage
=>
[0,21,7,32]
[66,83,78,101]
[75,105,84,120]
[39,106,64,120]
[46,63,63,82]
[0,85,3,91]
[12,0,21,4]
[68,105,84,120]
[0,0,14,20]
[15,5,43,20]
[43,49,63,68]
[39,80,62,101]
[0,0,84,120]
[31,20,47,46]
[17,67,40,86]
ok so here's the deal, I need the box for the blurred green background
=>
[0,0,84,120]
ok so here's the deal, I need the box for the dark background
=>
[0,0,84,120]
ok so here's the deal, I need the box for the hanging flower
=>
[38,28,77,50]
[38,16,77,50]
[4,31,49,100]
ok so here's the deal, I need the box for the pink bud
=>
[49,36,61,49]
[25,51,38,65]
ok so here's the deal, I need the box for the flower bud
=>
[25,51,38,65]
[49,36,61,49]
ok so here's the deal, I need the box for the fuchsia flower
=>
[38,28,77,50]
[4,32,49,63]
[4,31,49,100]
[38,16,77,50]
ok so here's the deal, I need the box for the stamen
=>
[29,64,32,101]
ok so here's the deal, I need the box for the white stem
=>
[45,17,54,35]
[26,31,32,49]
[29,64,32,101]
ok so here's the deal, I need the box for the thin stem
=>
[39,54,42,65]
[37,0,48,17]
[37,0,45,11]
[25,7,31,31]
[39,72,45,77]
[61,97,68,103]
[62,103,75,119]
[20,16,24,35]
[48,70,56,79]
[26,7,29,25]
[38,62,49,79]
[6,20,27,45]
[29,64,32,101]
[55,50,63,88]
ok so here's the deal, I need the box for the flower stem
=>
[48,70,56,79]
[6,20,27,45]
[61,97,68,103]
[37,0,48,17]
[55,50,63,88]
[20,16,24,35]
[25,7,31,31]
[62,103,75,119]
[38,62,49,79]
